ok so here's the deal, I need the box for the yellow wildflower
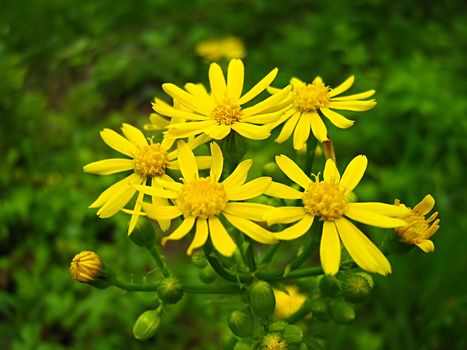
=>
[269,76,376,149]
[151,59,291,141]
[394,195,440,253]
[195,36,246,61]
[136,141,277,257]
[70,251,101,282]
[273,285,307,319]
[261,333,288,350]
[265,155,408,276]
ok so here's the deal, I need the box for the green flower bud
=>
[129,220,156,247]
[319,276,340,297]
[249,280,276,317]
[282,324,303,345]
[299,343,309,350]
[234,340,255,350]
[308,298,329,321]
[199,265,217,284]
[355,272,374,289]
[191,251,208,268]
[341,273,372,304]
[157,277,184,304]
[228,310,254,338]
[261,333,287,350]
[132,309,161,341]
[330,300,356,323]
[223,332,237,350]
[268,320,288,333]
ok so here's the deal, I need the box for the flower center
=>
[177,178,228,218]
[211,101,242,125]
[302,177,347,221]
[294,81,330,113]
[134,143,169,178]
[394,207,437,243]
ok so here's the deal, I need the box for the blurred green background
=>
[1,0,466,349]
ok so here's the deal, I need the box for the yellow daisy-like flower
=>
[195,36,246,61]
[264,155,408,276]
[394,195,440,253]
[273,285,307,319]
[83,123,210,234]
[269,76,376,149]
[70,251,101,282]
[151,59,291,141]
[136,141,277,257]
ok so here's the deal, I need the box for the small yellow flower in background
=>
[195,36,246,62]
[261,333,288,350]
[394,195,440,253]
[70,251,101,282]
[269,76,376,149]
[273,285,307,319]
[265,155,409,276]
[152,59,291,141]
[83,123,210,234]
[136,141,277,257]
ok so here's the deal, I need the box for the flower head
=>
[269,76,376,149]
[136,141,277,256]
[195,36,246,61]
[152,59,291,142]
[84,123,210,234]
[70,251,101,282]
[394,195,440,253]
[265,155,408,276]
[261,333,288,350]
[273,285,307,319]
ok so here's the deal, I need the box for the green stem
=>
[203,241,237,283]
[260,242,281,265]
[147,245,170,278]
[244,237,257,272]
[285,303,310,324]
[182,283,243,294]
[305,139,319,175]
[113,279,159,291]
[270,266,323,281]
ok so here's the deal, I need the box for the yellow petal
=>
[208,216,237,257]
[330,89,375,101]
[133,184,178,198]
[320,221,341,275]
[292,112,311,150]
[227,177,272,201]
[100,128,136,157]
[168,120,217,138]
[274,215,314,240]
[275,111,300,144]
[152,98,210,121]
[328,76,354,97]
[275,154,311,189]
[323,158,340,183]
[340,155,367,194]
[227,59,244,101]
[310,112,328,142]
[83,159,134,175]
[335,218,391,275]
[161,216,196,245]
[222,159,252,189]
[320,108,355,129]
[348,202,410,217]
[177,141,199,181]
[416,240,435,253]
[97,180,140,218]
[413,194,435,215]
[209,142,223,182]
[290,77,306,88]
[128,188,145,235]
[241,86,291,117]
[231,122,271,140]
[238,68,278,105]
[141,202,183,220]
[345,205,407,228]
[223,202,273,222]
[90,173,140,208]
[241,111,282,124]
[264,181,303,199]
[204,124,231,140]
[264,206,306,225]
[184,83,214,108]
[209,62,227,103]
[328,100,376,111]
[187,218,209,255]
[121,123,148,147]
[162,83,210,114]
[224,213,277,244]
[151,179,172,231]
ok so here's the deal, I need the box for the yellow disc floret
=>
[70,251,102,282]
[302,177,347,221]
[134,143,169,178]
[177,178,228,218]
[294,80,330,113]
[211,100,242,125]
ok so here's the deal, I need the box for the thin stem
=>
[260,242,281,265]
[244,237,257,272]
[305,138,319,175]
[112,279,159,291]
[182,283,243,294]
[147,245,170,277]
[203,241,237,283]
[270,266,323,281]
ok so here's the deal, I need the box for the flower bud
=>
[330,300,355,323]
[70,251,114,289]
[157,276,184,304]
[299,343,309,350]
[282,324,303,345]
[228,310,254,338]
[191,251,208,268]
[132,309,161,341]
[355,272,374,289]
[129,219,156,247]
[234,340,255,350]
[249,280,276,317]
[268,320,288,333]
[308,298,328,321]
[341,273,372,304]
[261,333,287,350]
[199,265,217,284]
[319,275,340,297]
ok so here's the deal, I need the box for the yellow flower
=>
[195,36,246,61]
[261,333,288,350]
[151,59,291,141]
[136,141,277,257]
[394,195,440,253]
[269,76,376,149]
[70,251,101,282]
[83,123,210,234]
[273,285,307,319]
[264,155,408,276]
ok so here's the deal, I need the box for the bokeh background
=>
[1,0,466,349]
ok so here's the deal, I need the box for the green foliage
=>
[1,0,465,349]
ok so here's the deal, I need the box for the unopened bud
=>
[191,251,208,268]
[228,310,254,338]
[199,265,217,284]
[261,333,287,350]
[308,298,328,321]
[70,251,114,289]
[341,273,372,304]
[319,275,340,297]
[268,320,288,333]
[157,277,184,304]
[249,280,276,317]
[330,300,355,323]
[132,309,161,341]
[129,219,156,247]
[282,324,303,345]
[234,340,255,350]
